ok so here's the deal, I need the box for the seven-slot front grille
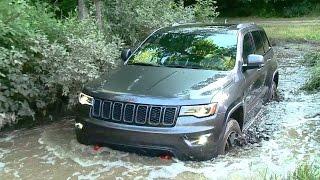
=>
[90,99,178,127]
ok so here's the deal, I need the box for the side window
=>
[251,31,264,55]
[260,31,270,52]
[243,33,255,64]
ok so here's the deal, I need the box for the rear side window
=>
[242,33,255,63]
[251,31,264,55]
[260,31,270,52]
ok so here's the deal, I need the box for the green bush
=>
[303,52,320,91]
[0,0,219,127]
[0,0,122,124]
[216,0,320,17]
[303,52,320,67]
[283,0,312,18]
[193,0,219,21]
[105,0,218,45]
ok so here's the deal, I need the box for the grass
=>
[216,17,320,43]
[302,52,320,91]
[258,164,320,180]
[288,164,320,180]
[263,24,320,43]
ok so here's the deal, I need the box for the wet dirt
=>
[0,42,320,180]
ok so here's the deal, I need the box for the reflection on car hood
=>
[84,65,233,103]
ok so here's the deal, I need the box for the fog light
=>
[184,133,212,146]
[198,134,210,145]
[75,123,83,130]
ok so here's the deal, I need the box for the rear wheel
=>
[219,119,244,155]
[268,81,278,101]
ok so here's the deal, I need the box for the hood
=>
[84,65,233,105]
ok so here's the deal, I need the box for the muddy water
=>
[0,43,320,180]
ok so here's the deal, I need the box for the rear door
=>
[260,30,275,88]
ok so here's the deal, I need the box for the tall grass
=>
[302,52,320,91]
[288,164,320,180]
[259,164,320,180]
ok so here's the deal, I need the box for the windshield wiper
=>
[165,64,187,68]
[165,64,201,69]
[127,62,160,67]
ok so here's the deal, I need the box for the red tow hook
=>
[93,145,102,152]
[160,154,172,160]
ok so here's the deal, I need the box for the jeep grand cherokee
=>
[75,23,278,161]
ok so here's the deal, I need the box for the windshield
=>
[128,27,238,71]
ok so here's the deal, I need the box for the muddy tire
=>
[218,119,244,155]
[75,130,91,145]
[267,81,278,101]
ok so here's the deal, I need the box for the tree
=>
[93,0,104,31]
[78,0,88,20]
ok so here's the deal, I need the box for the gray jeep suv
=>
[75,23,278,161]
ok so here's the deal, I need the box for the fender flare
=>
[272,70,279,87]
[225,100,244,123]
[217,99,245,144]
[223,97,245,129]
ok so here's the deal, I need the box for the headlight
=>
[179,103,218,117]
[78,93,93,106]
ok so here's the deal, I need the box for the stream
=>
[0,42,319,180]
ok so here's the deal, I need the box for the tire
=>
[75,129,91,145]
[218,119,244,155]
[267,81,278,101]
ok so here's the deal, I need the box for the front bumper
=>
[75,112,226,161]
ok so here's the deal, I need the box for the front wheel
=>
[75,129,91,145]
[218,119,244,155]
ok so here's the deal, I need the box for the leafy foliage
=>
[303,52,320,67]
[214,0,320,17]
[283,0,313,17]
[303,52,320,91]
[105,0,218,45]
[0,0,219,126]
[0,0,122,123]
[193,0,219,21]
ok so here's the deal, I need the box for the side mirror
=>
[121,49,132,61]
[243,54,264,71]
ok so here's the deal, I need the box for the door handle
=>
[257,64,264,71]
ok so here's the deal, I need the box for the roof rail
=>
[236,22,255,29]
[171,21,199,26]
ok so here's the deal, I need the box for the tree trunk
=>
[78,0,88,20]
[93,0,104,31]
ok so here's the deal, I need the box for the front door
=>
[242,32,267,124]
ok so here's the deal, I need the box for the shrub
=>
[105,0,191,45]
[36,18,123,106]
[303,52,320,67]
[0,0,122,126]
[283,0,312,18]
[193,0,219,22]
[0,0,219,127]
[303,52,320,91]
[105,0,218,45]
